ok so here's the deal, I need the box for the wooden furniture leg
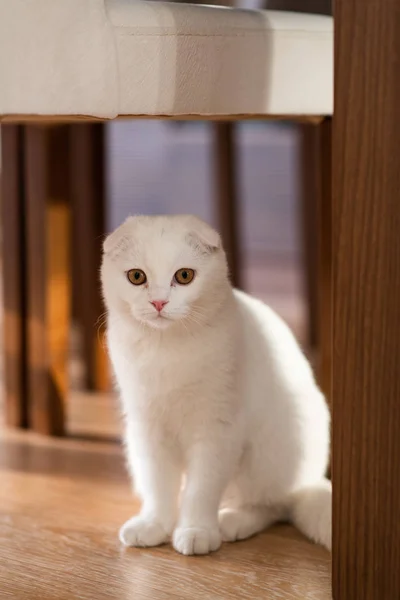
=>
[333,1,400,597]
[213,123,242,289]
[299,120,331,405]
[70,124,108,392]
[1,125,27,427]
[24,126,71,435]
[316,119,332,404]
[299,123,319,351]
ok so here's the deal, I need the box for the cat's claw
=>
[173,526,221,555]
[119,515,169,547]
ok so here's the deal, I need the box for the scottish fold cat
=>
[101,214,331,555]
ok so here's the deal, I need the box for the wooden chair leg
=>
[299,124,319,350]
[1,125,28,427]
[299,121,332,405]
[213,122,242,289]
[333,0,400,597]
[316,119,332,404]
[24,126,71,435]
[70,124,108,392]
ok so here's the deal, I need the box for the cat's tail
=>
[288,478,332,551]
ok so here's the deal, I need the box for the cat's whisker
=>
[190,312,207,324]
[97,312,128,348]
[179,318,194,339]
[96,311,108,327]
[184,315,205,330]
[96,313,108,346]
[187,309,208,325]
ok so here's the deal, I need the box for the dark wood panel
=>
[24,126,71,435]
[0,125,27,427]
[70,124,108,391]
[299,124,319,350]
[317,119,332,404]
[333,1,400,598]
[298,120,332,403]
[266,0,331,14]
[213,123,242,289]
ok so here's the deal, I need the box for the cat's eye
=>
[174,268,195,285]
[127,269,147,286]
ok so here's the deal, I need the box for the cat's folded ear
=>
[103,217,135,260]
[184,216,221,253]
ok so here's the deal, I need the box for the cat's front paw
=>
[119,515,169,548]
[172,526,221,555]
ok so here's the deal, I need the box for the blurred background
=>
[107,120,304,332]
[0,120,309,438]
[0,0,332,438]
[57,120,308,437]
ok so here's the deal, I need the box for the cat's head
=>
[101,215,230,330]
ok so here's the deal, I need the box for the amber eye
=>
[127,269,147,286]
[174,268,195,285]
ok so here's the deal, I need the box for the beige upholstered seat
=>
[0,0,332,120]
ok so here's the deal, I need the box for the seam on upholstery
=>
[102,0,121,117]
[115,32,332,39]
[113,27,332,38]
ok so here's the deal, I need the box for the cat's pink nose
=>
[150,299,169,313]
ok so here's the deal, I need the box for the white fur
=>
[101,215,331,556]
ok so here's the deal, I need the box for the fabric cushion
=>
[0,0,333,120]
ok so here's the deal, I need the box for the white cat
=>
[101,214,331,556]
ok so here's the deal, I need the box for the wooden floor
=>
[0,249,327,599]
[0,429,331,599]
[0,131,325,598]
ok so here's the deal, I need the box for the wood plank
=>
[266,0,331,14]
[333,1,400,598]
[0,429,331,600]
[0,125,27,427]
[213,123,242,288]
[298,120,332,403]
[24,126,71,435]
[316,119,332,404]
[70,124,108,392]
[299,124,319,350]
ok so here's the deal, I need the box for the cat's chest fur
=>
[112,329,236,443]
[110,322,231,408]
[133,335,197,394]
